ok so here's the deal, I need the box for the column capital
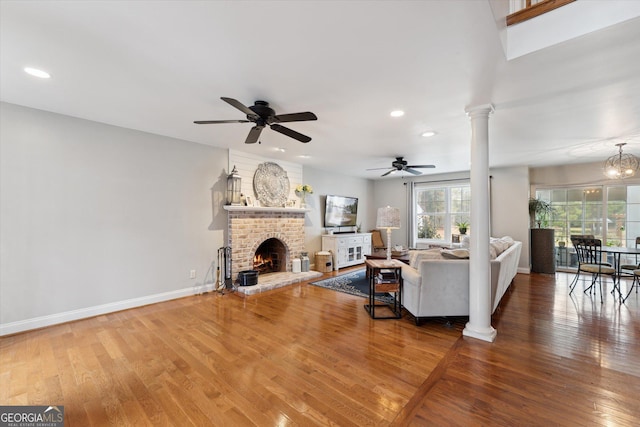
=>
[465,104,495,118]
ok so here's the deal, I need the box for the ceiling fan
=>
[368,156,436,177]
[194,97,318,144]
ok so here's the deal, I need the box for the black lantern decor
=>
[226,165,242,205]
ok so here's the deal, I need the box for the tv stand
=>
[322,233,372,270]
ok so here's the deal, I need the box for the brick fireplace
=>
[225,206,306,281]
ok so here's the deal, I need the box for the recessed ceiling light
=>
[298,155,310,159]
[421,131,436,137]
[24,67,50,79]
[390,110,404,118]
[274,147,286,153]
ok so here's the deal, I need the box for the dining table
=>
[599,245,640,300]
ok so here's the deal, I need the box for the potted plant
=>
[529,197,552,228]
[455,220,469,235]
[529,197,555,273]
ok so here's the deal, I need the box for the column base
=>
[463,322,497,342]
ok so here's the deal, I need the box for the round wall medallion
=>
[253,162,290,207]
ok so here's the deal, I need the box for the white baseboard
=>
[517,267,530,274]
[0,285,202,336]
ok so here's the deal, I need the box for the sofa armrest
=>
[401,264,422,287]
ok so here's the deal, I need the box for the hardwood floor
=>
[1,269,638,426]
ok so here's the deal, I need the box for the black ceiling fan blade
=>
[381,169,396,177]
[194,119,250,124]
[404,168,423,175]
[406,164,436,169]
[221,97,259,119]
[270,124,312,143]
[272,112,318,123]
[245,126,264,144]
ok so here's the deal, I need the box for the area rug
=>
[310,269,395,304]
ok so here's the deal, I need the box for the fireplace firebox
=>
[253,238,286,274]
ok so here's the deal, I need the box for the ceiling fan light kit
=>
[367,156,436,177]
[194,97,317,144]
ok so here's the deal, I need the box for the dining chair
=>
[626,270,640,302]
[569,236,593,290]
[619,236,640,273]
[570,238,615,303]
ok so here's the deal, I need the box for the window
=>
[414,182,470,244]
[538,186,604,245]
[536,184,640,269]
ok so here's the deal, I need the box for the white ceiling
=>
[2,1,640,179]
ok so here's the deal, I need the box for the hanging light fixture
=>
[604,143,640,179]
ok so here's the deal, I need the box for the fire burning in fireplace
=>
[253,238,286,274]
[253,253,278,273]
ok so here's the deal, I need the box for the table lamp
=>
[376,206,400,261]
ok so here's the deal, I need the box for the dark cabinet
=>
[531,229,555,274]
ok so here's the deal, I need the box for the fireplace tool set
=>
[215,246,233,293]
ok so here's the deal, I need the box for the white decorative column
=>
[463,104,496,343]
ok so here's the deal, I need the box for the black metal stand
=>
[364,259,403,319]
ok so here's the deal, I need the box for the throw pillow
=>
[408,249,443,268]
[440,248,470,259]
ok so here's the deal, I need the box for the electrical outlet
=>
[189,270,196,279]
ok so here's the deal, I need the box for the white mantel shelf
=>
[223,205,309,213]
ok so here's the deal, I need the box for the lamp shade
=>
[376,206,400,229]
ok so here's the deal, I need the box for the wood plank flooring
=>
[1,268,638,426]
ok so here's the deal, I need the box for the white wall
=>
[301,166,375,256]
[229,149,303,206]
[0,102,227,334]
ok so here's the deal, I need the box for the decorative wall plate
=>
[253,162,290,207]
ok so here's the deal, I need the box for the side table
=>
[364,259,403,319]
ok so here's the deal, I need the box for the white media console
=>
[321,233,372,269]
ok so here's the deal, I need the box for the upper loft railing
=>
[507,0,576,26]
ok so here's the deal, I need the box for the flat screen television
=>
[324,195,358,228]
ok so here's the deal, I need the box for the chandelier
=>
[604,143,640,179]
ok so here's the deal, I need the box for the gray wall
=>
[490,166,530,268]
[372,167,530,271]
[529,161,640,188]
[1,101,534,334]
[1,102,227,332]
[301,166,375,255]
